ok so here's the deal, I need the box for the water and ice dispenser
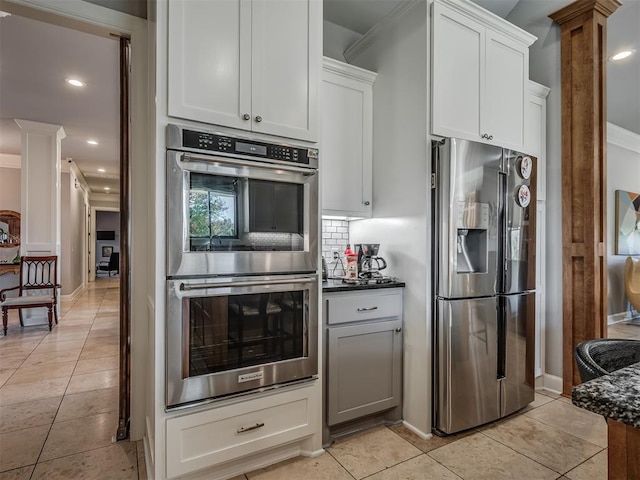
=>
[455,201,489,274]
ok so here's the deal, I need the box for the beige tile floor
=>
[1,279,638,480]
[0,277,146,479]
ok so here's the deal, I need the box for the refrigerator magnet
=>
[517,156,533,179]
[516,185,531,208]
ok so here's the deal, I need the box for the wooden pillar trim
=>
[549,0,622,24]
[550,0,620,396]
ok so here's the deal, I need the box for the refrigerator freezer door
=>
[434,138,502,299]
[500,150,537,294]
[500,292,535,417]
[435,297,500,434]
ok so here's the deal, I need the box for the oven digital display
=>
[236,141,267,156]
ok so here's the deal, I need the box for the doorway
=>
[1,0,146,439]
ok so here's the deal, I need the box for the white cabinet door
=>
[168,0,320,143]
[251,0,319,142]
[483,31,527,150]
[431,0,533,150]
[321,60,374,218]
[432,2,483,141]
[168,0,252,131]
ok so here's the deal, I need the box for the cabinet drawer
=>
[326,289,402,325]
[166,387,314,478]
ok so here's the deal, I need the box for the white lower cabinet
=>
[323,288,403,440]
[166,385,316,478]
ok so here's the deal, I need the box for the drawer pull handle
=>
[357,306,378,312]
[237,422,265,434]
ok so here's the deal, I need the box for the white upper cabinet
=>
[525,81,550,201]
[431,0,536,150]
[321,58,376,218]
[168,0,320,142]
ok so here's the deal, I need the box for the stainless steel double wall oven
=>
[165,124,319,408]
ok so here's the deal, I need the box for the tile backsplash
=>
[322,219,349,277]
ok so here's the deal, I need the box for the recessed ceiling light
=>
[65,78,85,87]
[98,168,106,173]
[87,140,98,145]
[609,50,635,61]
[104,187,110,191]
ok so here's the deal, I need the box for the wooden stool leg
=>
[18,309,23,327]
[2,307,7,336]
[54,304,58,325]
[47,305,53,331]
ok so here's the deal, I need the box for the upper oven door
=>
[167,150,319,277]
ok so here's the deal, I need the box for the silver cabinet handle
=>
[395,327,402,333]
[255,115,263,123]
[364,201,370,206]
[237,422,264,433]
[357,306,378,312]
[481,133,494,141]
[242,113,250,121]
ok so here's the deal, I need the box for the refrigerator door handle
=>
[497,297,506,380]
[497,171,507,293]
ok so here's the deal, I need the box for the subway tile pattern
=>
[321,219,349,276]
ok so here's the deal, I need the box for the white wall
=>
[348,1,431,436]
[0,167,21,212]
[607,129,640,316]
[506,3,563,378]
[323,20,361,62]
[60,172,86,296]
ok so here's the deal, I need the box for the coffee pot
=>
[354,243,387,278]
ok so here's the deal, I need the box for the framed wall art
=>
[615,190,640,255]
[102,245,113,258]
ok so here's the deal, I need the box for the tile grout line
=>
[28,284,108,477]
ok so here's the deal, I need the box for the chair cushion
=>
[1,295,54,307]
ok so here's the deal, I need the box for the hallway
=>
[0,278,145,479]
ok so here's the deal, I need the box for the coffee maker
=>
[354,243,387,279]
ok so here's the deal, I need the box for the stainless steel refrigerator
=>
[432,137,536,435]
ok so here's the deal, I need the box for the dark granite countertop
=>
[572,361,640,428]
[322,278,406,293]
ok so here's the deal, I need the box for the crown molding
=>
[549,0,622,24]
[529,80,551,99]
[323,56,377,84]
[0,154,21,169]
[607,123,640,153]
[344,0,421,63]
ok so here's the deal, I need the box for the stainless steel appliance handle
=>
[181,153,316,175]
[356,306,379,312]
[180,277,316,291]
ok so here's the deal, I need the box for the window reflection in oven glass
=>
[186,291,306,377]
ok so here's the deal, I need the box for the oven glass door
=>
[166,275,318,408]
[167,150,318,277]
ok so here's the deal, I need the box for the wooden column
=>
[607,419,640,479]
[549,0,620,396]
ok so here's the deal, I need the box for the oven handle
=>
[180,276,317,291]
[181,153,317,175]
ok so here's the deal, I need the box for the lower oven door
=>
[166,274,318,408]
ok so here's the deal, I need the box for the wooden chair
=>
[0,256,60,335]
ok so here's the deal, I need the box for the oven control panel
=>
[182,129,318,166]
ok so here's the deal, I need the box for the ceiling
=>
[0,12,120,195]
[0,0,637,197]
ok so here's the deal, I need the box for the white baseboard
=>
[402,420,432,440]
[61,283,86,302]
[541,374,563,394]
[608,312,632,325]
[300,448,324,458]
